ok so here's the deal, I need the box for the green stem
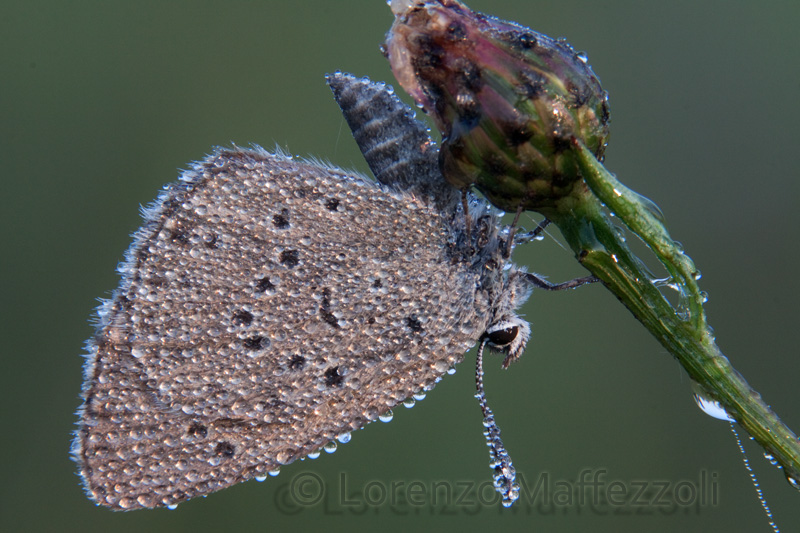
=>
[544,142,800,488]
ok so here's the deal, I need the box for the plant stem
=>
[544,141,800,487]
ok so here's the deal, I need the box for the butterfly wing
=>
[73,148,497,509]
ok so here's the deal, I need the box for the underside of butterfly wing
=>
[73,148,509,509]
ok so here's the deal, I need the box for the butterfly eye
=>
[484,315,531,368]
[486,325,518,347]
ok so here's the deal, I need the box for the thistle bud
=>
[386,0,610,213]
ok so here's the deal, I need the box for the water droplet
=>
[379,410,394,423]
[337,432,352,444]
[576,51,588,63]
[167,503,178,510]
[255,475,267,482]
[651,276,669,288]
[635,192,666,224]
[324,441,338,454]
[307,451,321,460]
[268,469,280,477]
[693,390,735,422]
[389,0,416,16]
[403,397,416,408]
[413,391,427,401]
[786,474,800,490]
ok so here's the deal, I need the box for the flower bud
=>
[386,0,610,213]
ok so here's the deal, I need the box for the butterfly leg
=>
[503,205,525,258]
[524,271,599,291]
[512,217,551,245]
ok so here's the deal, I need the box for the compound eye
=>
[487,325,519,347]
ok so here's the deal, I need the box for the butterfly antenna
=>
[475,338,520,507]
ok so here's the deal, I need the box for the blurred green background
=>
[2,1,798,531]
